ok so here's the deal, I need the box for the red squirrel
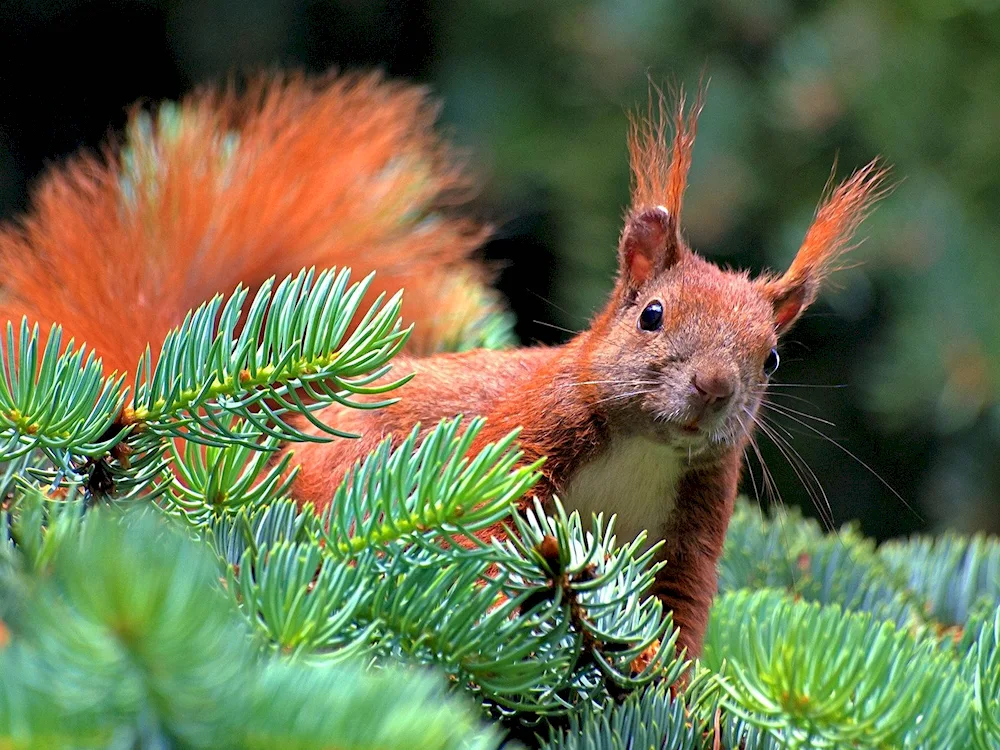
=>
[0,73,887,657]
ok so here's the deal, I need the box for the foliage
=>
[0,494,501,750]
[1,266,999,748]
[880,530,1000,626]
[545,506,1000,750]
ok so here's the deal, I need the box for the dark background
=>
[2,0,998,539]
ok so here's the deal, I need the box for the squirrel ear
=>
[766,279,814,336]
[618,206,682,292]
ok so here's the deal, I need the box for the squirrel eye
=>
[763,348,780,377]
[638,300,664,332]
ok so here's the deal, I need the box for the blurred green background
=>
[1,0,997,539]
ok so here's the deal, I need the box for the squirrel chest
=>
[560,437,684,548]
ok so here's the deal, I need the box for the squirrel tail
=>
[0,72,502,378]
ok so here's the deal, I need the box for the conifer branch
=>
[194,422,681,717]
[972,606,1000,749]
[880,531,1000,627]
[720,502,922,629]
[0,489,501,749]
[541,679,710,750]
[495,499,682,689]
[318,416,542,557]
[131,267,412,446]
[703,588,972,748]
[158,419,296,523]
[0,321,127,461]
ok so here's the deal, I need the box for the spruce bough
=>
[0,270,997,749]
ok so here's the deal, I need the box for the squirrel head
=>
[584,84,889,460]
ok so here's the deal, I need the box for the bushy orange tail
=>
[0,72,498,377]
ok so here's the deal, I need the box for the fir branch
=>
[4,491,253,748]
[717,500,822,593]
[703,589,970,749]
[4,483,88,573]
[183,422,681,718]
[242,660,504,750]
[232,540,377,659]
[0,321,127,462]
[207,497,318,568]
[130,267,411,446]
[226,520,581,713]
[0,489,502,750]
[365,557,575,711]
[971,605,1000,749]
[0,267,417,503]
[317,416,542,557]
[496,499,683,691]
[540,667,791,750]
[881,531,1000,628]
[541,679,710,750]
[158,418,297,523]
[720,500,922,629]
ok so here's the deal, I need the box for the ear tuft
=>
[628,81,704,224]
[619,205,680,290]
[767,159,891,335]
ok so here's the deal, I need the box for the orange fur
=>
[768,159,891,320]
[0,72,491,377]
[627,83,705,220]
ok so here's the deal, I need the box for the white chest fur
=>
[561,438,684,550]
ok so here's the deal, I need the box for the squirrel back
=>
[0,72,498,377]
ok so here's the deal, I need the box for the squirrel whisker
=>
[555,379,660,389]
[589,388,659,407]
[758,399,919,521]
[755,389,825,410]
[760,399,837,428]
[754,412,838,533]
[757,383,850,389]
[739,407,785,514]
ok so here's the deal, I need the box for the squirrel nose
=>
[691,371,735,407]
